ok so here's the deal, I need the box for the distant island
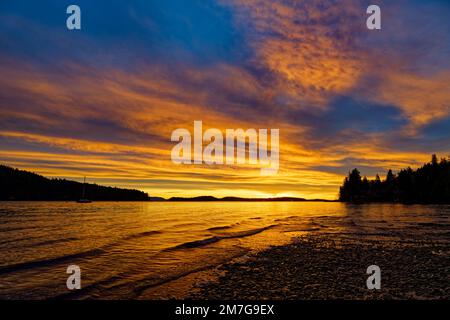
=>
[339,154,450,204]
[0,165,149,201]
[167,196,335,202]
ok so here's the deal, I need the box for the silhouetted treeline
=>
[0,165,149,201]
[339,155,450,203]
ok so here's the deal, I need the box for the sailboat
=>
[77,176,92,203]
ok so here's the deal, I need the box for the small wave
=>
[417,222,450,228]
[311,221,327,228]
[282,227,321,233]
[166,225,275,251]
[0,225,47,233]
[122,230,161,241]
[0,230,160,275]
[207,225,232,231]
[0,234,45,246]
[0,248,105,275]
[274,216,298,222]
[32,237,79,248]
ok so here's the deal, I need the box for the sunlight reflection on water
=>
[0,201,449,299]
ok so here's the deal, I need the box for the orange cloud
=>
[221,0,368,109]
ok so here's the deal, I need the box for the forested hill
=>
[0,165,149,201]
[339,155,450,204]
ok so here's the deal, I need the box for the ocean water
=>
[0,201,449,299]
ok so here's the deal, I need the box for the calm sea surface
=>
[0,202,449,299]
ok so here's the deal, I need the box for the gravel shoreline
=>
[190,234,450,300]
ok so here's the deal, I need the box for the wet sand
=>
[190,234,450,300]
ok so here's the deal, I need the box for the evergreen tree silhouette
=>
[339,154,450,204]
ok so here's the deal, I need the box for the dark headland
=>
[0,165,149,201]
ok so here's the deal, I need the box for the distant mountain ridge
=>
[0,165,149,201]
[168,196,334,202]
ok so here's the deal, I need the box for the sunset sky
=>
[1,0,450,199]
